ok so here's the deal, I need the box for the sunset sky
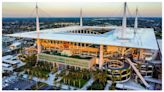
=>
[2,2,162,17]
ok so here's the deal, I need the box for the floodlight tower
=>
[36,3,41,54]
[80,8,83,27]
[121,2,127,38]
[134,7,138,35]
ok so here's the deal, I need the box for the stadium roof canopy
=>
[7,26,159,50]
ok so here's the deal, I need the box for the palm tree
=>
[81,69,91,80]
[72,72,76,86]
[63,75,67,84]
[67,75,71,85]
[92,70,99,81]
[92,69,108,87]
[77,73,82,88]
[99,73,107,85]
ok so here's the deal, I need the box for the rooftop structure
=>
[2,55,25,72]
[2,63,12,68]
[9,42,22,50]
[116,80,146,90]
[2,63,13,73]
[2,55,13,61]
[2,36,15,43]
[7,26,158,50]
[157,39,162,57]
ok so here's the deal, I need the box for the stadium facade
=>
[7,3,161,89]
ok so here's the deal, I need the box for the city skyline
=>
[2,2,162,18]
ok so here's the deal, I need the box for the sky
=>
[2,2,162,17]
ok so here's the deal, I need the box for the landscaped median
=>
[87,70,108,90]
[16,54,55,80]
[55,69,91,88]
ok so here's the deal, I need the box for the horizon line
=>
[2,16,162,18]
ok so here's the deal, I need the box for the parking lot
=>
[3,78,36,90]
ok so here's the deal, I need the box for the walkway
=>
[32,70,62,86]
[144,77,162,84]
[81,77,94,90]
[55,83,79,90]
[148,60,162,65]
[30,70,78,90]
[104,81,112,90]
[126,58,150,88]
[116,79,145,90]
[32,73,55,86]
[46,73,56,85]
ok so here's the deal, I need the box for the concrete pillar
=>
[139,49,144,60]
[84,43,86,47]
[121,47,125,57]
[56,63,59,70]
[76,43,78,49]
[99,45,104,69]
[81,43,83,47]
[37,39,41,53]
[152,50,158,60]
[65,64,67,69]
[55,41,57,46]
[53,62,55,68]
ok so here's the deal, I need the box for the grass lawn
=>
[24,60,53,80]
[28,68,50,79]
[56,69,91,88]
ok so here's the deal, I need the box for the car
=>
[3,85,6,88]
[5,80,9,83]
[14,88,19,90]
[5,83,9,86]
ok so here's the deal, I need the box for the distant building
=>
[2,55,25,73]
[9,42,22,50]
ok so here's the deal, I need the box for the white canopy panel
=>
[7,26,158,50]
